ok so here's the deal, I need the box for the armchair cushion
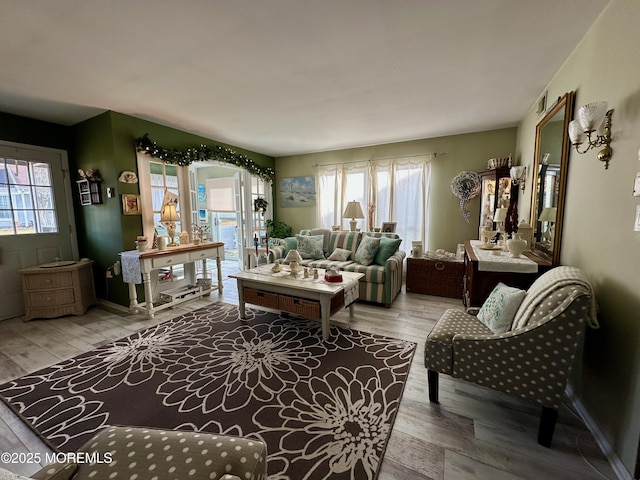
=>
[32,426,267,480]
[476,282,526,333]
[424,308,491,375]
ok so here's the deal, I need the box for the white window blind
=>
[206,177,236,212]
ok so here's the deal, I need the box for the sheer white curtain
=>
[316,155,431,252]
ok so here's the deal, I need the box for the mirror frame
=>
[529,91,575,266]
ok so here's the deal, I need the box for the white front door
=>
[0,142,77,320]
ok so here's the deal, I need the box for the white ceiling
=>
[0,0,610,157]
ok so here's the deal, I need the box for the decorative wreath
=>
[254,197,269,216]
[451,171,481,222]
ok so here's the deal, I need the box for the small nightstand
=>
[19,260,96,321]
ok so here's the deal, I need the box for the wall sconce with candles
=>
[509,166,527,191]
[568,101,614,169]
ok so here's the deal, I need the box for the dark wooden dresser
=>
[463,240,551,308]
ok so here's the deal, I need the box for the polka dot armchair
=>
[30,426,267,480]
[424,266,597,448]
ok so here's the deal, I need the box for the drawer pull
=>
[435,262,445,271]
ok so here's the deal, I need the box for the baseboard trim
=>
[96,299,131,313]
[566,383,632,480]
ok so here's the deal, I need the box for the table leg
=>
[127,282,139,312]
[320,296,331,341]
[142,271,155,318]
[216,256,223,292]
[237,280,246,319]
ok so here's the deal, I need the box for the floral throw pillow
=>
[476,282,527,333]
[296,234,325,260]
[354,235,380,266]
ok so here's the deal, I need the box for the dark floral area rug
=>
[0,302,415,480]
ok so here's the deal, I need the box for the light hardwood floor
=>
[0,261,616,480]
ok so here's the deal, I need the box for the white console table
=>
[120,242,224,318]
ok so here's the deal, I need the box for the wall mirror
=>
[530,91,575,266]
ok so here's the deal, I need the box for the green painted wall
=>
[275,128,517,253]
[515,0,640,473]
[70,111,275,307]
[0,111,71,151]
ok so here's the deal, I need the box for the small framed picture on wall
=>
[122,194,141,215]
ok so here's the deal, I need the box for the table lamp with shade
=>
[161,203,180,246]
[493,207,508,239]
[538,207,557,244]
[343,201,365,232]
[284,249,303,276]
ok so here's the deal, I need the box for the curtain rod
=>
[313,151,447,168]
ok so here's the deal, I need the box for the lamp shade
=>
[538,207,557,222]
[493,207,508,222]
[343,201,364,219]
[284,249,302,263]
[577,101,608,132]
[568,120,586,145]
[510,166,525,182]
[161,204,180,222]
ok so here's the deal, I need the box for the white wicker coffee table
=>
[229,265,363,340]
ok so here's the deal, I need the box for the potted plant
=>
[265,219,293,239]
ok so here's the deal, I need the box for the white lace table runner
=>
[120,250,142,284]
[251,265,360,307]
[470,240,538,273]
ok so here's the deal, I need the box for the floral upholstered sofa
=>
[270,228,405,307]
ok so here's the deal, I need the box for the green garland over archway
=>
[135,134,275,182]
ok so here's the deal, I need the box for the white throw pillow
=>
[327,248,352,261]
[476,283,526,333]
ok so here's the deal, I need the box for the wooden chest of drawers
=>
[19,260,96,321]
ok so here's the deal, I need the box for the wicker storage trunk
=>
[406,256,464,299]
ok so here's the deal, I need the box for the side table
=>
[19,259,96,321]
[406,256,464,299]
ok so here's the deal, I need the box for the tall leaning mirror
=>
[530,91,575,266]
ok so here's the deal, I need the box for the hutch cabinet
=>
[478,167,517,231]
